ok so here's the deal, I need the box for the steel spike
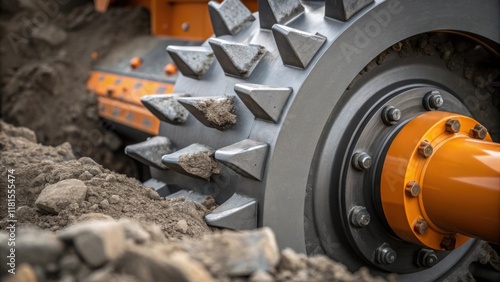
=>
[161,143,221,180]
[208,38,266,78]
[208,0,255,36]
[125,136,172,170]
[272,24,326,69]
[215,139,269,181]
[141,94,189,124]
[234,83,292,122]
[177,96,236,130]
[204,193,257,230]
[258,0,304,29]
[166,46,214,79]
[324,0,374,21]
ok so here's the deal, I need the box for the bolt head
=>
[470,124,487,140]
[352,152,372,170]
[414,219,429,235]
[382,106,401,125]
[350,206,371,228]
[445,119,461,133]
[376,243,397,264]
[440,235,457,251]
[417,249,438,267]
[418,140,433,158]
[423,90,444,110]
[405,181,420,197]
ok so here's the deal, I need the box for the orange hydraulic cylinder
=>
[423,137,500,243]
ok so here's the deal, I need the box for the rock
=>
[249,270,274,282]
[99,199,110,209]
[32,24,68,46]
[58,221,126,267]
[16,227,64,266]
[4,263,37,282]
[184,227,280,276]
[79,171,93,181]
[176,219,188,233]
[116,245,213,282]
[109,195,120,204]
[35,179,88,214]
[118,218,150,244]
[16,206,35,221]
[88,167,102,176]
[78,213,113,222]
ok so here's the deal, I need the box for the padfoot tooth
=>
[272,24,326,69]
[125,136,173,170]
[215,139,269,181]
[325,0,374,21]
[208,0,255,36]
[208,38,266,78]
[177,96,236,130]
[141,94,189,124]
[161,143,221,180]
[234,83,292,122]
[166,46,214,79]
[258,0,304,29]
[204,193,257,230]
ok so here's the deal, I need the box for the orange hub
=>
[381,111,500,250]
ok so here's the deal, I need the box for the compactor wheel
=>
[128,0,500,280]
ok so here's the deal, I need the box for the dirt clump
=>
[0,121,216,239]
[179,150,222,180]
[194,97,237,130]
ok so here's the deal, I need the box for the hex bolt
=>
[376,243,397,264]
[423,90,444,110]
[381,106,402,125]
[445,119,461,133]
[350,206,371,228]
[470,124,487,140]
[414,218,429,235]
[405,181,420,197]
[417,249,439,267]
[418,140,433,158]
[352,152,372,170]
[440,235,457,251]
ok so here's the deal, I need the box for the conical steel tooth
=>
[272,24,327,69]
[177,96,237,130]
[258,0,304,29]
[215,139,269,181]
[141,94,189,124]
[325,0,374,21]
[204,193,257,230]
[125,136,173,170]
[208,0,255,37]
[208,38,266,78]
[234,83,292,122]
[166,46,214,79]
[161,143,221,180]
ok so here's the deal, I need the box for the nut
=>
[376,243,397,264]
[416,249,438,267]
[470,124,487,140]
[405,181,420,197]
[423,90,444,110]
[381,106,401,125]
[445,119,461,133]
[352,152,372,170]
[418,140,433,158]
[350,206,371,228]
[414,218,429,235]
